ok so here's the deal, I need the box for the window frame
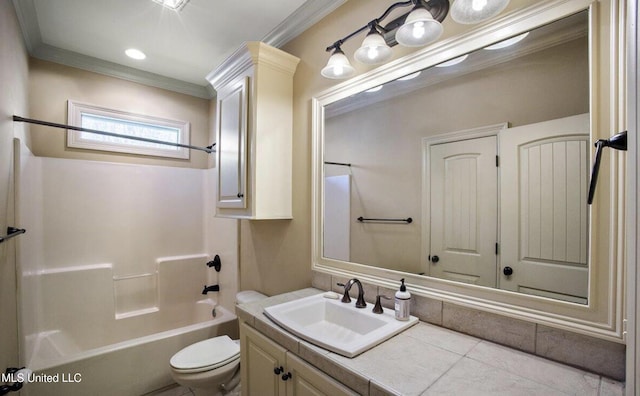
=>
[67,100,191,159]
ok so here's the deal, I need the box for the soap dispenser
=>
[394,278,411,321]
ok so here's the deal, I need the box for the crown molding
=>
[32,44,213,99]
[263,0,346,48]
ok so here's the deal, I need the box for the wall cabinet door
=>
[216,78,248,209]
[209,42,299,219]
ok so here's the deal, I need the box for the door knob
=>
[503,266,514,276]
[431,255,440,263]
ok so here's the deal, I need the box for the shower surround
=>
[15,140,239,395]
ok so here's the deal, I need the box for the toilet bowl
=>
[169,291,266,396]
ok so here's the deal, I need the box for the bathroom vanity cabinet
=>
[207,42,300,219]
[240,321,357,396]
[237,289,624,395]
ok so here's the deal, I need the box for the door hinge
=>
[496,155,500,167]
[495,243,499,255]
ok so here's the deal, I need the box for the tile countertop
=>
[236,288,624,396]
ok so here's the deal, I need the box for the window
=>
[67,101,190,159]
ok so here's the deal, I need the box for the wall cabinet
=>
[207,42,299,219]
[240,321,357,396]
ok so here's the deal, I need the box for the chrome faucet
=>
[337,278,367,308]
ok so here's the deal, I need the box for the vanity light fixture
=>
[321,0,510,79]
[397,71,421,80]
[321,46,356,79]
[435,53,468,67]
[450,0,510,24]
[483,32,529,50]
[354,25,393,64]
[395,6,444,47]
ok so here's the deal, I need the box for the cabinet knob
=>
[237,193,244,198]
[503,266,514,276]
[281,372,292,381]
[274,366,283,375]
[431,255,440,263]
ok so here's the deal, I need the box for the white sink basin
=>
[263,293,418,357]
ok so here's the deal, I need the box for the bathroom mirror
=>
[324,11,590,303]
[312,0,626,340]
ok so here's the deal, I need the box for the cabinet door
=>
[217,77,248,209]
[240,322,286,396]
[285,353,357,396]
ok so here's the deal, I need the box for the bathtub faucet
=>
[202,284,220,294]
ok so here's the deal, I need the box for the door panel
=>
[500,114,589,303]
[429,136,498,287]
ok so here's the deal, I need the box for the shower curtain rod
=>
[12,116,216,154]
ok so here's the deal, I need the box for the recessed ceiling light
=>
[125,48,146,60]
[152,0,190,10]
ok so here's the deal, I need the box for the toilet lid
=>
[170,336,240,372]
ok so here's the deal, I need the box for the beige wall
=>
[239,0,539,295]
[28,58,212,169]
[0,0,30,374]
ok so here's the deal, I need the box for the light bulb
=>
[321,48,356,79]
[412,22,426,39]
[395,7,443,47]
[354,31,393,64]
[472,0,487,11]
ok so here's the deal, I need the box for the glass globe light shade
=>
[321,49,356,79]
[395,7,444,47]
[354,32,393,64]
[484,32,529,50]
[450,0,510,24]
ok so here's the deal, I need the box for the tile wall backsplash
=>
[311,270,625,381]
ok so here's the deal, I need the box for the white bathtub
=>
[21,302,238,396]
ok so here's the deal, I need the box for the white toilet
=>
[169,291,266,396]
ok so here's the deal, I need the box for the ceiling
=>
[12,0,345,98]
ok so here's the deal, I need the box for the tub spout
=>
[202,284,220,294]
